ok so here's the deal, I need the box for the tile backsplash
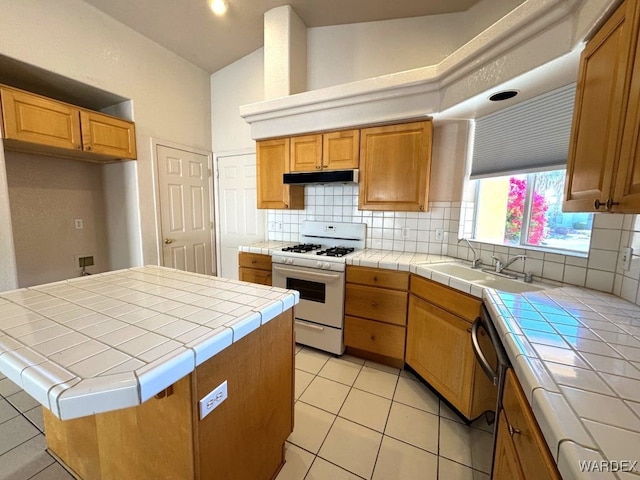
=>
[266,184,640,306]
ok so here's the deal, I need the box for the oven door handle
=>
[295,320,325,331]
[471,316,499,386]
[272,265,342,281]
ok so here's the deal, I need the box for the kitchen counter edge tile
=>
[483,286,640,480]
[0,265,299,420]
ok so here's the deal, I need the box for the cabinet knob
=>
[594,199,606,210]
[606,198,620,210]
[508,424,521,437]
[419,205,424,211]
[85,145,92,151]
[251,259,257,264]
[373,276,378,282]
[370,334,376,341]
[371,302,378,308]
[284,204,289,209]
[322,164,328,168]
[316,165,321,169]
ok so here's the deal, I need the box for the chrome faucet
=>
[458,238,482,268]
[489,254,527,278]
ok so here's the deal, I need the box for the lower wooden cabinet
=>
[344,266,409,367]
[493,369,561,480]
[238,252,272,286]
[406,275,496,420]
[43,310,294,480]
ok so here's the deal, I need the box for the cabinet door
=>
[290,134,322,172]
[614,0,640,212]
[493,411,526,480]
[323,130,359,170]
[80,111,137,159]
[359,120,432,211]
[406,295,474,416]
[256,138,304,209]
[502,369,561,480]
[564,1,635,212]
[0,87,82,151]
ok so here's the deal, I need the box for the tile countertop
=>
[238,240,296,255]
[0,266,299,421]
[484,287,640,480]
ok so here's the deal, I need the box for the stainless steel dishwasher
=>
[471,303,511,476]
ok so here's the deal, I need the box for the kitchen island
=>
[0,265,299,480]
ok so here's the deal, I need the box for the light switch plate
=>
[199,380,228,420]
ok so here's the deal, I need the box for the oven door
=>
[272,263,344,328]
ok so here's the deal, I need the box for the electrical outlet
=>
[199,380,227,419]
[74,218,84,230]
[435,228,443,241]
[622,247,633,271]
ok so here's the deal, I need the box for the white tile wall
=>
[266,185,640,306]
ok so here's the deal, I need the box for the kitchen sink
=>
[418,262,547,293]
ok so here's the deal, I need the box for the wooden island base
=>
[43,310,294,480]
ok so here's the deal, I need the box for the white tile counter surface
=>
[238,240,296,255]
[484,287,640,480]
[0,266,299,421]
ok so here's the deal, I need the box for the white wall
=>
[0,0,212,284]
[211,48,264,154]
[307,0,525,90]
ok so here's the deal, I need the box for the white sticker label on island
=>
[199,380,228,420]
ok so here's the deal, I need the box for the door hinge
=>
[210,221,214,229]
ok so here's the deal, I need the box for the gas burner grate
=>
[281,244,322,253]
[316,247,355,257]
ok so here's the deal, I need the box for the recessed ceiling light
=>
[209,0,228,16]
[489,90,519,101]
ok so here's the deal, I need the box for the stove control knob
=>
[316,261,323,268]
[323,262,331,269]
[287,258,294,265]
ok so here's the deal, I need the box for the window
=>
[474,169,593,254]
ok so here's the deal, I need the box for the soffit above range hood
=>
[283,169,358,185]
[239,0,618,140]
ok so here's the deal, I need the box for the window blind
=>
[469,83,577,179]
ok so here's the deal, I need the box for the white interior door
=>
[157,145,213,275]
[215,153,265,279]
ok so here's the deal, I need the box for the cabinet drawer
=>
[344,316,405,360]
[239,267,272,286]
[238,252,272,270]
[502,369,561,480]
[410,275,481,322]
[346,266,409,290]
[345,284,408,325]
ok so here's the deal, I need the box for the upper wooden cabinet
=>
[79,111,137,159]
[0,85,137,162]
[564,0,640,212]
[289,129,359,172]
[256,138,304,209]
[359,120,433,211]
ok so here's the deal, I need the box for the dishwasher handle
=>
[471,316,499,386]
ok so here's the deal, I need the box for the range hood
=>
[283,169,359,185]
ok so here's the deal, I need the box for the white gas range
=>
[271,221,366,354]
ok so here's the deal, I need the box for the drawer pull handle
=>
[251,260,257,264]
[508,425,521,437]
[371,302,378,307]
[370,334,376,341]
[373,276,378,282]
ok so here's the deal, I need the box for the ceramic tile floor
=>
[277,345,494,480]
[0,345,494,479]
